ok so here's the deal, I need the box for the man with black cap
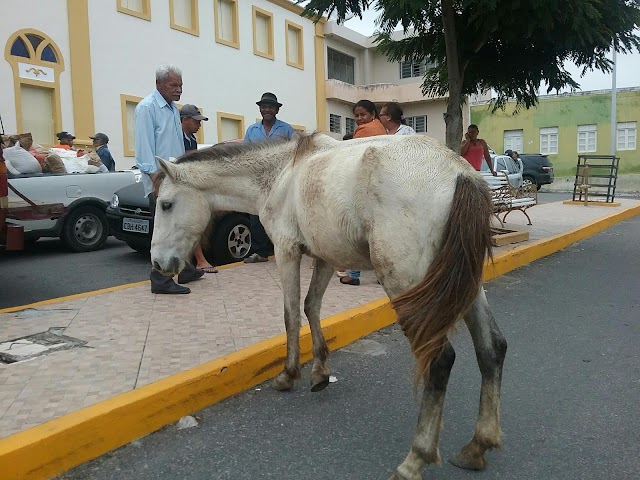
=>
[180,104,208,152]
[89,132,115,171]
[242,92,295,263]
[53,131,76,150]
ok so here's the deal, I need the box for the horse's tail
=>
[392,173,493,380]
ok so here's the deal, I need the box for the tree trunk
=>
[441,0,464,154]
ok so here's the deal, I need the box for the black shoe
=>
[178,268,205,284]
[152,283,191,294]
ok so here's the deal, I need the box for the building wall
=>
[88,0,318,167]
[472,89,640,176]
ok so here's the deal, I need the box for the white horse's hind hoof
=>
[309,374,329,392]
[272,372,295,391]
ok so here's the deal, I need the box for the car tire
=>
[209,214,252,264]
[126,242,151,255]
[523,176,539,190]
[62,205,109,252]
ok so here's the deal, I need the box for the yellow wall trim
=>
[214,0,240,49]
[216,111,245,142]
[120,94,143,157]
[116,0,151,21]
[314,22,327,132]
[285,20,304,70]
[67,0,95,145]
[169,0,200,36]
[265,0,327,22]
[252,6,275,60]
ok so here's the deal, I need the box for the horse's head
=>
[150,157,212,275]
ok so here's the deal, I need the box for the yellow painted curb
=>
[0,204,638,480]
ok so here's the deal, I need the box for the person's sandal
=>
[340,276,360,286]
[244,253,268,263]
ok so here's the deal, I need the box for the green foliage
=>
[302,0,640,112]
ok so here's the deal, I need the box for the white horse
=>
[151,133,507,480]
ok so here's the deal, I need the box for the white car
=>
[482,154,524,188]
[7,170,138,252]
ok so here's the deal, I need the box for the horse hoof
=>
[272,372,295,391]
[309,374,330,392]
[449,451,486,471]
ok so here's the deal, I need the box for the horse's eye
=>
[161,201,172,211]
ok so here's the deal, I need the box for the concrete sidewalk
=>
[0,198,638,444]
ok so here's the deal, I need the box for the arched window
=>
[4,30,64,147]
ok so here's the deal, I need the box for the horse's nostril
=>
[153,261,162,271]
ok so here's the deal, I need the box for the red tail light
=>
[542,166,551,172]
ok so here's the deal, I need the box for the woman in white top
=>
[379,102,417,135]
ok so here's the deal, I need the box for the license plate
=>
[122,217,149,234]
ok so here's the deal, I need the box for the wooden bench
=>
[480,171,537,227]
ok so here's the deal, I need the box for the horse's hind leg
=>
[392,341,456,480]
[272,248,302,391]
[450,287,507,470]
[303,258,334,392]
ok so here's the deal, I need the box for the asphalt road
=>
[0,192,574,310]
[60,217,640,480]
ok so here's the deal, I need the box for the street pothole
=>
[0,328,87,364]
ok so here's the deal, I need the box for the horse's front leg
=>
[450,287,507,470]
[303,258,334,392]
[392,341,456,480]
[272,246,302,391]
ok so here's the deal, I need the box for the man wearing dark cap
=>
[53,131,76,150]
[243,92,295,263]
[89,132,116,171]
[180,104,208,152]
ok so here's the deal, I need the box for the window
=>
[400,60,435,79]
[117,0,151,21]
[577,124,597,153]
[5,30,64,146]
[329,114,341,134]
[252,6,274,60]
[170,0,199,36]
[285,21,304,69]
[217,112,244,142]
[21,85,55,146]
[406,115,427,133]
[291,124,306,135]
[345,118,356,135]
[327,48,355,85]
[617,122,637,150]
[120,94,143,156]
[214,0,239,49]
[504,129,523,153]
[540,127,558,155]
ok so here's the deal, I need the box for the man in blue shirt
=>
[243,92,295,263]
[89,133,115,171]
[135,65,203,294]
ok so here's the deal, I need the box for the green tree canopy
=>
[302,0,640,151]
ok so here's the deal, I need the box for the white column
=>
[610,48,617,156]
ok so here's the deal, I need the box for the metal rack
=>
[572,155,620,203]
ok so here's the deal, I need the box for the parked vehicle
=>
[481,154,523,188]
[106,181,252,265]
[519,154,554,190]
[7,170,137,252]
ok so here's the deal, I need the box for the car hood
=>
[114,181,147,207]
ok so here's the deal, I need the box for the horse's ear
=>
[155,156,177,180]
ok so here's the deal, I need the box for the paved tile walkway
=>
[0,199,638,439]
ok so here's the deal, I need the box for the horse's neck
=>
[189,144,293,214]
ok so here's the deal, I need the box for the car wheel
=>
[210,214,252,264]
[523,176,539,190]
[62,206,109,252]
[126,242,150,255]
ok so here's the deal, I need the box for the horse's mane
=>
[152,133,323,190]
